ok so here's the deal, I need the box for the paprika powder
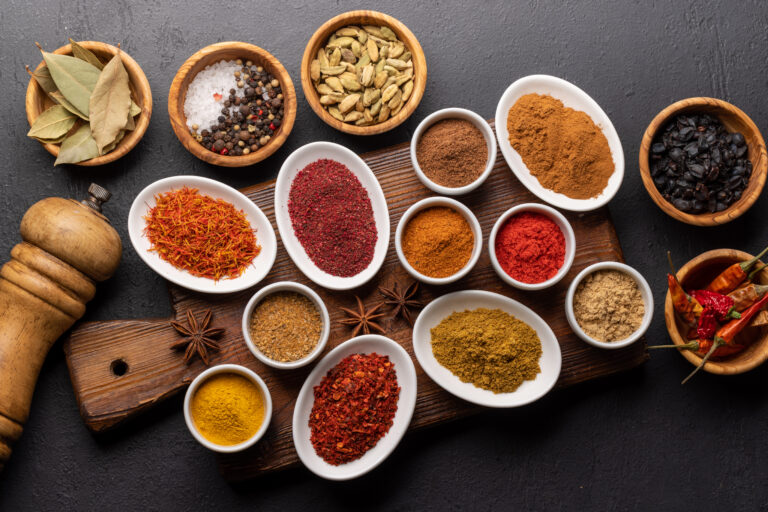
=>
[494,212,565,283]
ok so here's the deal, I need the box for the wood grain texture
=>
[24,41,153,167]
[638,97,767,226]
[63,127,648,480]
[301,10,427,135]
[168,42,297,167]
[664,249,768,375]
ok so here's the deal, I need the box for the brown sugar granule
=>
[506,93,614,199]
[248,291,322,362]
[573,269,644,342]
[416,119,488,188]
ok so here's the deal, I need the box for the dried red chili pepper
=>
[689,289,740,321]
[696,308,718,340]
[309,353,400,465]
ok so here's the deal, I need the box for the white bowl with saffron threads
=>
[395,196,483,285]
[241,281,331,370]
[410,107,497,196]
[488,203,576,291]
[183,364,273,453]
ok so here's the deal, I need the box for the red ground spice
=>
[309,353,400,465]
[494,211,565,283]
[288,159,377,277]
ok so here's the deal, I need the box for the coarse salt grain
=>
[183,60,240,131]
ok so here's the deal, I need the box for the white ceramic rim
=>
[241,281,330,369]
[128,175,277,294]
[488,203,576,290]
[494,74,625,212]
[409,107,497,195]
[183,363,273,453]
[394,196,483,285]
[565,261,654,349]
[274,141,390,291]
[291,334,418,480]
[412,290,562,408]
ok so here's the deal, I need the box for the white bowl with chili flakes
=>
[241,281,330,369]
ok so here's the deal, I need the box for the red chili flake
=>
[309,353,400,465]
[288,159,377,277]
[220,148,228,155]
[213,93,222,101]
[269,122,276,130]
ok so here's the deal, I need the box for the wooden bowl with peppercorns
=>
[168,42,296,167]
[301,10,427,135]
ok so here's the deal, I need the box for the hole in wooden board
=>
[110,359,128,377]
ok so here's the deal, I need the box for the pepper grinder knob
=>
[82,183,112,213]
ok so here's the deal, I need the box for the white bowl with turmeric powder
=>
[183,364,272,453]
[565,262,654,349]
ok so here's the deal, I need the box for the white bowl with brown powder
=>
[565,262,653,349]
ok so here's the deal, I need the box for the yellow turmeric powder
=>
[190,373,264,446]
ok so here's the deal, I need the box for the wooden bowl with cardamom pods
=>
[168,42,296,168]
[25,41,153,166]
[301,11,427,135]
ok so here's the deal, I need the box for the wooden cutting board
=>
[63,127,647,481]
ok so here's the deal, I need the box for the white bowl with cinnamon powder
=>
[565,262,654,349]
[410,108,497,195]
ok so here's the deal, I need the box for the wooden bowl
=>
[25,41,152,166]
[639,97,767,226]
[168,42,296,167]
[301,10,427,136]
[665,249,768,375]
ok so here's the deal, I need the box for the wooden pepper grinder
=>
[0,184,122,470]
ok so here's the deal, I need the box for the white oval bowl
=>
[241,281,330,369]
[292,335,417,481]
[395,197,483,285]
[274,141,390,290]
[565,261,654,349]
[128,175,277,294]
[410,108,497,195]
[412,290,562,408]
[183,364,273,453]
[488,203,576,290]
[494,74,625,212]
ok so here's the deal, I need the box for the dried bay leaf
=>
[54,124,99,165]
[124,110,135,131]
[49,91,89,120]
[42,51,101,115]
[27,105,76,140]
[69,39,104,70]
[32,133,68,145]
[102,129,125,154]
[129,101,141,117]
[89,52,131,155]
[25,65,58,95]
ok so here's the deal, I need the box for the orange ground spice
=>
[402,206,474,278]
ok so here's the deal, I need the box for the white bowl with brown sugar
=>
[565,261,653,349]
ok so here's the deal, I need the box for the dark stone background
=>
[1,0,768,509]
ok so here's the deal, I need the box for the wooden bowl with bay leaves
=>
[168,42,296,168]
[301,10,427,135]
[24,41,152,166]
[665,249,768,375]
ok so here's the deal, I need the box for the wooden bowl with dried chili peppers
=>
[659,248,768,382]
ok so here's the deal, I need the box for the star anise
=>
[339,296,386,337]
[170,309,224,365]
[379,281,424,326]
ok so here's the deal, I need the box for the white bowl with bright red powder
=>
[489,203,575,290]
[274,142,390,291]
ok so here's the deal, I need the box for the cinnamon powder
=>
[506,93,614,199]
[416,119,488,188]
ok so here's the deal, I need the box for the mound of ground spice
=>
[416,119,488,188]
[506,93,614,199]
[288,159,377,277]
[248,291,322,362]
[494,211,565,283]
[573,269,645,342]
[402,206,474,278]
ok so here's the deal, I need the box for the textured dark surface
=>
[1,0,767,510]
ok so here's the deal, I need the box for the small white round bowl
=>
[292,335,417,481]
[412,290,562,408]
[128,175,277,294]
[183,364,273,453]
[395,196,483,285]
[274,141,390,291]
[494,74,625,212]
[488,203,576,290]
[565,261,654,349]
[241,281,330,370]
[410,107,497,195]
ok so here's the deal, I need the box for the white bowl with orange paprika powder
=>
[489,203,576,290]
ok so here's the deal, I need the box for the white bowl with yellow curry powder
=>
[183,364,272,453]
